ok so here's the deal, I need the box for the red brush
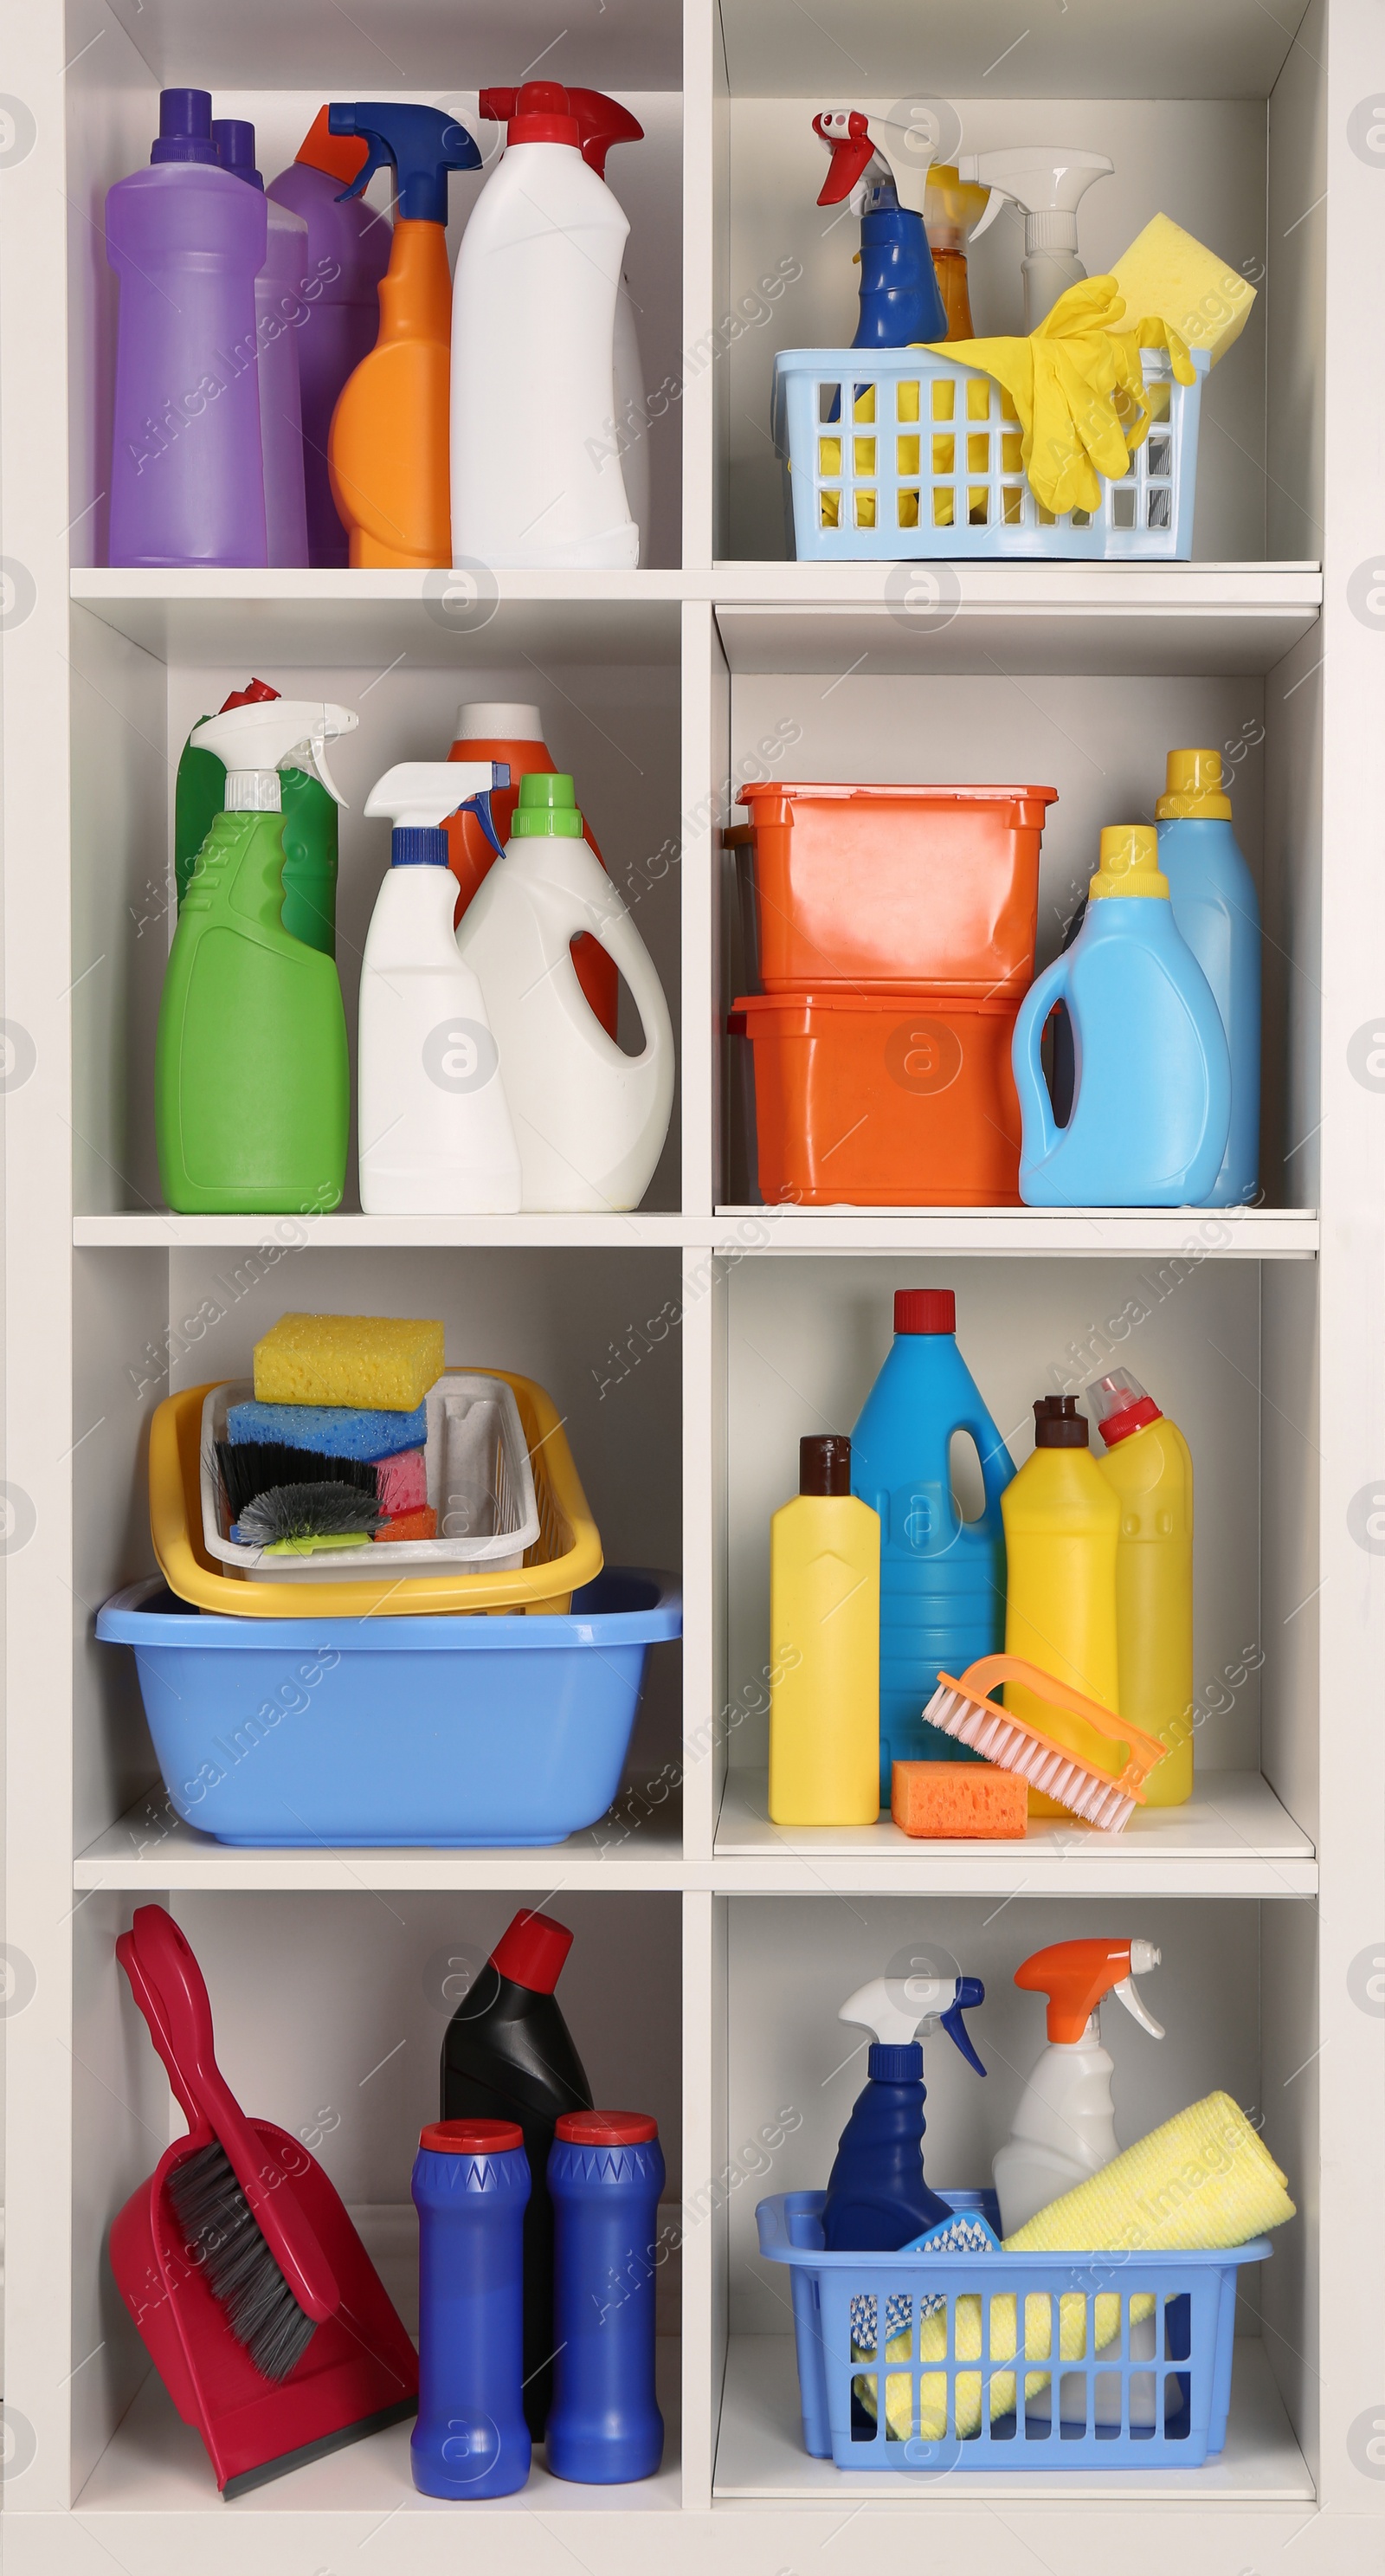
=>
[111,1904,417,2495]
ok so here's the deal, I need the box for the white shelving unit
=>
[3,0,1382,2568]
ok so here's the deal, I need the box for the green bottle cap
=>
[510,772,583,838]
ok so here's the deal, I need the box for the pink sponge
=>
[376,1447,428,1518]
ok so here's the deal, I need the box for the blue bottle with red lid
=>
[411,2116,531,2499]
[547,2111,666,2483]
[850,1289,1015,1792]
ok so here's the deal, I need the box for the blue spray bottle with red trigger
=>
[823,1968,985,2250]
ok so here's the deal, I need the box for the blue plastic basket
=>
[97,1569,680,1847]
[772,345,1208,562]
[757,2189,1270,2472]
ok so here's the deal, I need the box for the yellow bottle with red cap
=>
[1087,1367,1195,1806]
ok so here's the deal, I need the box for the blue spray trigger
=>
[939,1976,986,2078]
[328,102,481,224]
[456,792,503,859]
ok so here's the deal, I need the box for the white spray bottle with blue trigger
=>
[822,1969,985,2250]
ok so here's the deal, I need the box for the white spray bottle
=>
[455,770,674,1212]
[450,82,646,570]
[358,763,522,1216]
[993,1936,1163,2236]
[957,148,1114,330]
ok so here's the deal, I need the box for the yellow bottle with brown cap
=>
[1001,1397,1120,1817]
[769,1436,880,1824]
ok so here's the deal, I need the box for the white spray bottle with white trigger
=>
[957,148,1113,329]
[358,762,522,1215]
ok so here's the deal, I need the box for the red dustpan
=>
[111,1905,417,2495]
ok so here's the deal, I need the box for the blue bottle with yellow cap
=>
[1012,824,1232,1209]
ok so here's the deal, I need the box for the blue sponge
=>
[226,1398,428,1463]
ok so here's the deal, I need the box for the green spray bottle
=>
[156,698,357,1213]
[176,678,340,956]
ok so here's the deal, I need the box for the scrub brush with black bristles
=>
[216,1437,378,1522]
[235,1482,381,1551]
[168,2142,318,2379]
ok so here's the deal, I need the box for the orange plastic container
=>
[328,219,453,568]
[737,782,1057,995]
[730,989,1021,1206]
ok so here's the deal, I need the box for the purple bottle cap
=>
[150,88,220,167]
[213,119,264,189]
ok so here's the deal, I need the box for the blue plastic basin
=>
[97,1571,681,1848]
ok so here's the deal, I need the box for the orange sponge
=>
[892,1761,1027,1839]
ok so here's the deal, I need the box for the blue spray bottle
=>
[823,1970,986,2251]
[851,1288,1015,1795]
[813,109,949,346]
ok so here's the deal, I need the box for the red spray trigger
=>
[1015,1937,1163,2043]
[814,109,876,207]
[568,88,644,178]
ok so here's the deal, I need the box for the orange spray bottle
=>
[325,105,480,568]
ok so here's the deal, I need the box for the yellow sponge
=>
[253,1314,445,1411]
[1108,213,1256,366]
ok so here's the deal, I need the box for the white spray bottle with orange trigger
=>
[993,1935,1163,2237]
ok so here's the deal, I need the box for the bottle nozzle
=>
[327,101,480,223]
[839,1971,985,2071]
[1015,1937,1163,2044]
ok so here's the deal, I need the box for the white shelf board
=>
[715,1770,1317,1896]
[72,2340,680,2527]
[74,1211,693,1251]
[713,2334,1313,2503]
[69,570,684,669]
[718,0,1305,100]
[712,565,1322,679]
[99,0,681,87]
[75,1209,1320,1256]
[714,1207,1320,1259]
[75,1797,687,1892]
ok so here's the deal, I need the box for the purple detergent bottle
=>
[214,120,309,568]
[267,110,393,567]
[106,90,267,567]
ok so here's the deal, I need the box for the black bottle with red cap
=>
[441,1907,593,2437]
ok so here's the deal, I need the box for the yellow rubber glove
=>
[926,276,1196,518]
[853,2091,1293,2444]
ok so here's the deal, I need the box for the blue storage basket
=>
[97,1569,680,1848]
[772,345,1208,562]
[757,2189,1270,2472]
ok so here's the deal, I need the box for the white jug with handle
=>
[455,772,674,1210]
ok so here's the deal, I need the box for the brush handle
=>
[958,1656,1166,1776]
[124,1905,340,2324]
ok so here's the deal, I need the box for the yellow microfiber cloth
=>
[928,275,1196,519]
[856,2092,1294,2443]
[253,1314,445,1411]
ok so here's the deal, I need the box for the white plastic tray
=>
[198,1374,540,1584]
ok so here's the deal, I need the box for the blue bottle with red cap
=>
[547,2111,666,2484]
[850,1289,1015,1792]
[411,2117,531,2499]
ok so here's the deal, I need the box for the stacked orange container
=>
[730,782,1057,1206]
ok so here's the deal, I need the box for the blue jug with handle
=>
[851,1289,1014,1796]
[1156,748,1261,1208]
[1013,824,1231,1209]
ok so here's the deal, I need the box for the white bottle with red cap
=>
[995,1937,1164,2422]
[450,81,645,570]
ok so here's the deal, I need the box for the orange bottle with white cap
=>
[993,1935,1164,2237]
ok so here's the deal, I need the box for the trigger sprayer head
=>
[1015,1937,1164,2043]
[957,146,1113,255]
[479,83,643,176]
[812,106,938,216]
[838,1971,986,2075]
[365,760,510,864]
[327,101,480,223]
[190,700,358,812]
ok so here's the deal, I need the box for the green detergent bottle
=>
[156,697,357,1212]
[176,678,340,956]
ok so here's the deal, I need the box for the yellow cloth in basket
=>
[858,2091,1294,2442]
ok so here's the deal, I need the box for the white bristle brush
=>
[923,1654,1167,1832]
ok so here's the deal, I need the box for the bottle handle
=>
[1010,956,1067,1169]
[531,868,674,1078]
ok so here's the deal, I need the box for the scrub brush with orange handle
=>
[923,1654,1166,1830]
